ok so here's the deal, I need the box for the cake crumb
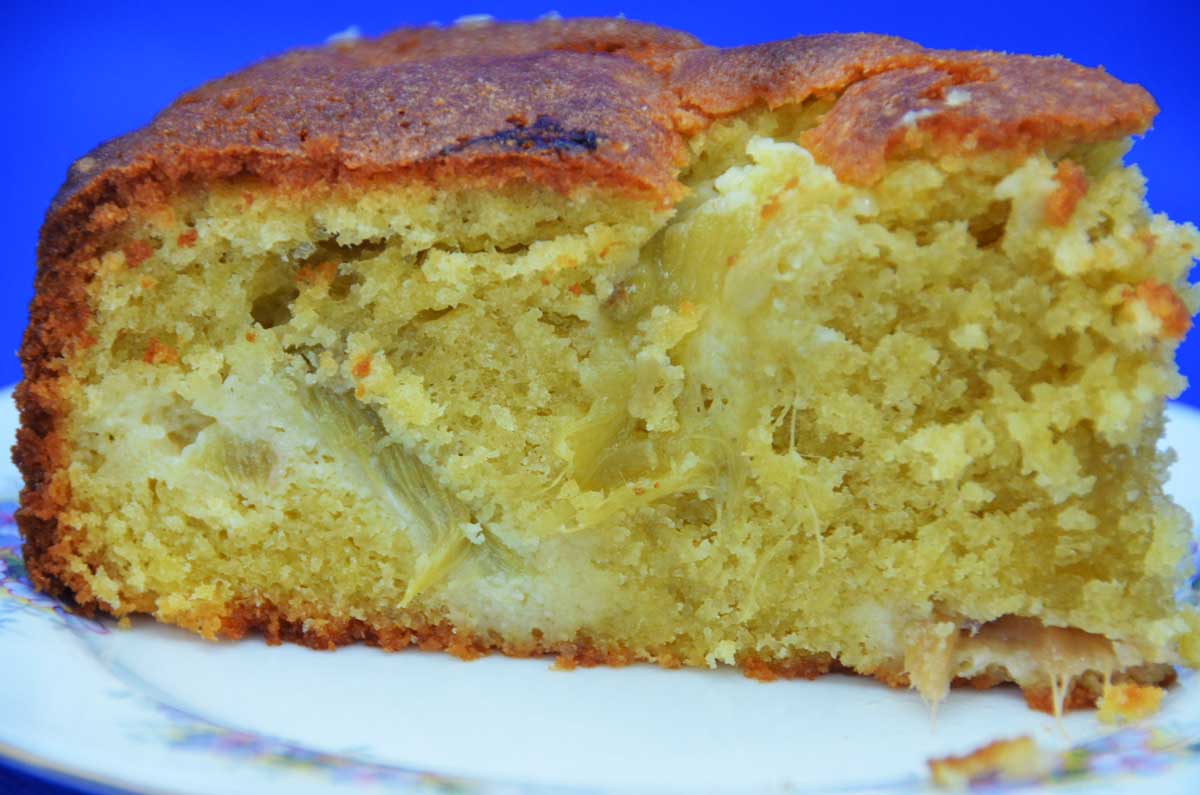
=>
[1097,682,1165,724]
[929,736,1049,790]
[326,26,362,45]
[460,522,485,545]
[143,338,179,365]
[1124,281,1191,339]
[351,354,373,379]
[297,260,339,287]
[454,14,494,27]
[72,156,98,174]
[1045,159,1088,227]
[123,240,155,269]
[944,88,972,107]
[552,655,577,671]
[900,107,936,127]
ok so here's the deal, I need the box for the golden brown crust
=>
[13,256,96,604]
[220,601,1181,706]
[802,53,1156,184]
[668,33,930,117]
[357,17,703,71]
[14,17,1165,690]
[39,19,1156,246]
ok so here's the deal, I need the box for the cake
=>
[16,17,1200,712]
[928,736,1048,789]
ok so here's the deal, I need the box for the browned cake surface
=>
[39,18,1155,252]
[16,18,1177,708]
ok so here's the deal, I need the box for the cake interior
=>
[45,106,1200,707]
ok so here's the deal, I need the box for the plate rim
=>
[0,740,180,795]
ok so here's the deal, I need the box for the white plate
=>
[1,388,1198,795]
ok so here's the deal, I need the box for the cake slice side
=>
[17,20,1200,712]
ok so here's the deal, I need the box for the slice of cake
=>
[17,18,1199,711]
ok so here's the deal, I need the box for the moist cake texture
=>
[17,18,1200,711]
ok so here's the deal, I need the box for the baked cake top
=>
[45,17,1156,261]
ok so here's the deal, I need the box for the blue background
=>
[0,4,1197,792]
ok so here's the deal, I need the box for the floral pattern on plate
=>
[154,702,485,794]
